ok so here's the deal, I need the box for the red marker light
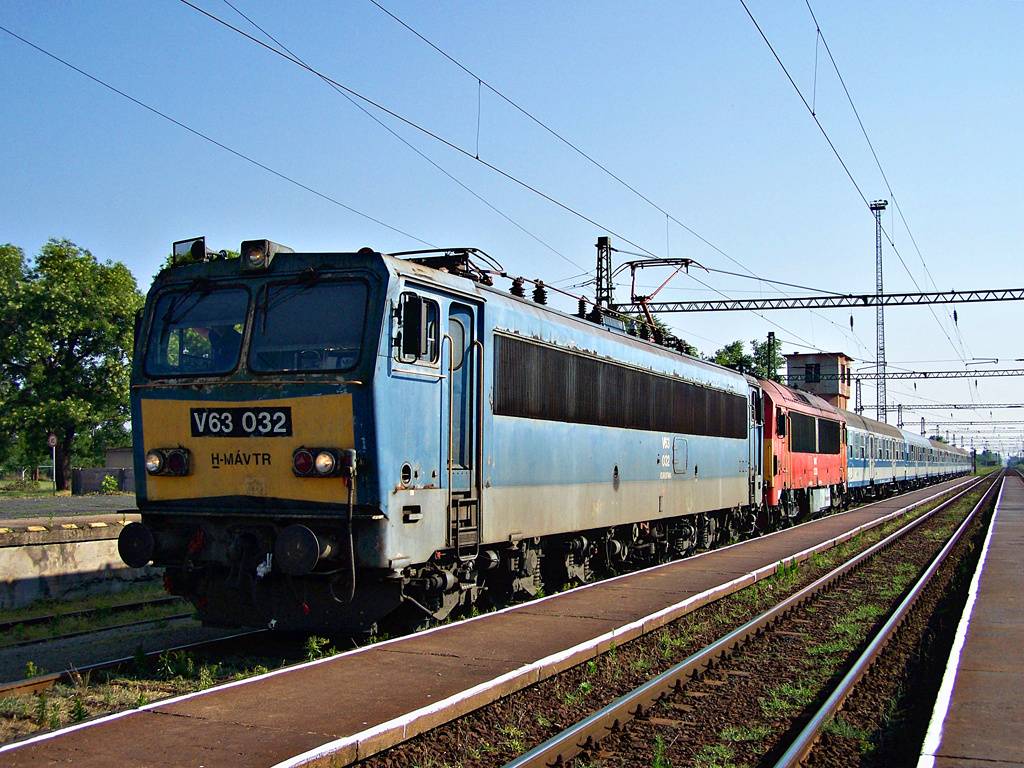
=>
[166,449,189,476]
[292,449,314,476]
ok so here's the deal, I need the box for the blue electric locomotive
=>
[119,239,766,634]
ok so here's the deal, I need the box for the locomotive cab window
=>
[144,285,249,377]
[448,318,466,370]
[250,279,368,372]
[395,292,439,365]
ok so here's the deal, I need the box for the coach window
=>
[395,292,439,365]
[448,318,466,370]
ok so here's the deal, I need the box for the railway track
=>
[350,475,993,768]
[0,596,183,636]
[496,473,997,768]
[0,597,190,650]
[0,628,265,699]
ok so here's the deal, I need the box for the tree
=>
[978,449,1002,467]
[709,340,755,372]
[708,338,787,380]
[750,336,785,382]
[0,239,143,489]
[159,247,239,271]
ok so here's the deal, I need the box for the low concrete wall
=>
[72,467,136,495]
[0,524,159,610]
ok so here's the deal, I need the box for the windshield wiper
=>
[161,278,214,325]
[260,269,321,332]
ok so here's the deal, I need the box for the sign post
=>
[47,434,57,494]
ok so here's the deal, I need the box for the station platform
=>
[918,472,1024,767]
[0,494,137,544]
[0,495,148,611]
[0,478,973,768]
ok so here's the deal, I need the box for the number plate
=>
[190,407,293,437]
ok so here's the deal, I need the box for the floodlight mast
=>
[871,199,889,422]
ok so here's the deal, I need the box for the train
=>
[117,238,971,635]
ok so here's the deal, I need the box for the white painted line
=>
[916,478,1004,768]
[272,482,971,768]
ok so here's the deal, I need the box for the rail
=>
[0,629,265,700]
[770,470,1002,767]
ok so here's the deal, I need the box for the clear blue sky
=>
[2,1,1021,452]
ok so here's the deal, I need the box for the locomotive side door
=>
[748,384,763,506]
[445,302,481,559]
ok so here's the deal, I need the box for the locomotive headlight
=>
[240,239,294,271]
[146,448,191,476]
[314,450,337,476]
[292,447,342,477]
[244,243,267,269]
[145,450,165,475]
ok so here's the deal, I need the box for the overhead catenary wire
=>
[0,24,434,249]
[365,0,865,354]
[199,0,905,369]
[178,0,660,263]
[217,0,577,271]
[801,0,975,402]
[741,0,970,369]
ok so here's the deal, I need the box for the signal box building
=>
[785,352,853,410]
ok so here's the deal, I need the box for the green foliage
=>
[0,239,143,486]
[708,337,784,379]
[100,474,120,494]
[158,650,196,680]
[720,723,772,742]
[709,340,755,371]
[160,247,239,271]
[652,735,674,768]
[70,696,87,722]
[978,448,1002,466]
[33,692,49,726]
[750,336,785,381]
[303,635,336,661]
